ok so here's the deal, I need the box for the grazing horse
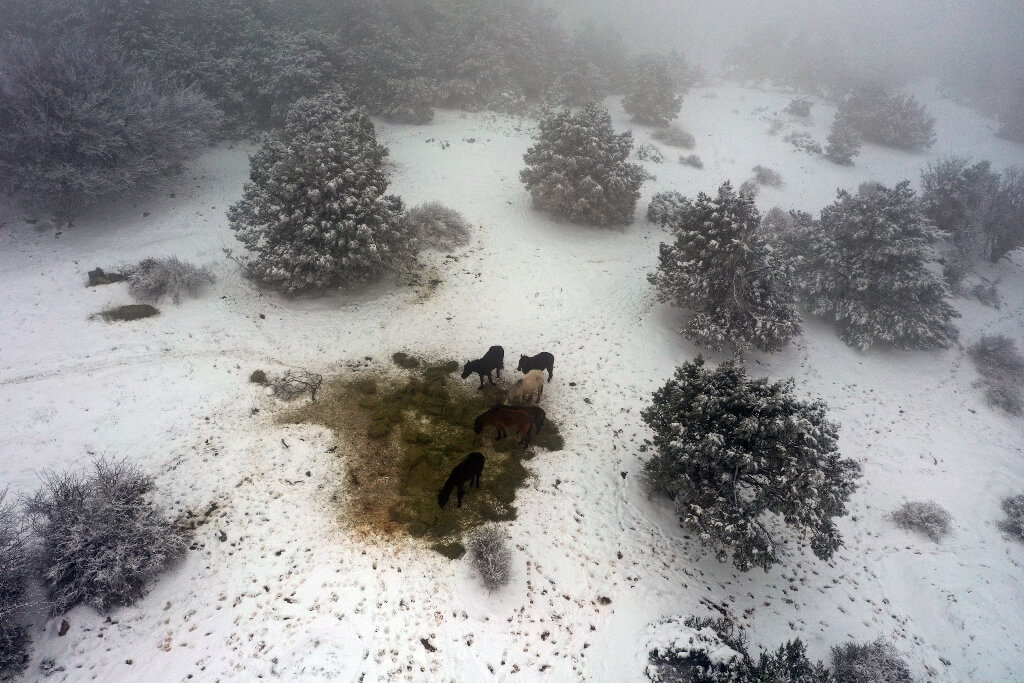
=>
[461,345,505,389]
[508,370,545,405]
[474,405,536,447]
[517,352,554,382]
[438,452,485,508]
[503,404,545,437]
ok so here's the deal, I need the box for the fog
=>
[557,0,1024,102]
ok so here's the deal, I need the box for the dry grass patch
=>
[282,355,562,557]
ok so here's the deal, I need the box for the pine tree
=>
[824,111,861,165]
[642,357,861,572]
[228,91,410,293]
[648,183,802,352]
[919,156,998,263]
[622,54,682,126]
[786,181,959,350]
[520,103,646,226]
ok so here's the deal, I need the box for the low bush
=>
[752,165,782,188]
[401,202,472,252]
[0,491,31,680]
[652,126,695,149]
[127,257,215,304]
[890,500,952,542]
[636,144,666,163]
[467,525,512,590]
[26,459,190,614]
[272,370,324,401]
[999,494,1024,541]
[680,154,704,169]
[831,638,912,682]
[784,131,822,155]
[784,98,812,117]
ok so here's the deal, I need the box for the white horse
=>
[508,369,545,405]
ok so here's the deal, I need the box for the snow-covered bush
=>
[544,54,609,108]
[968,335,1024,415]
[785,181,959,350]
[988,167,1024,263]
[467,525,512,591]
[401,202,471,252]
[127,257,215,304]
[623,54,682,127]
[0,491,31,680]
[25,459,190,614]
[0,33,220,213]
[890,501,952,542]
[680,154,704,169]
[272,370,324,401]
[646,615,830,682]
[520,103,646,226]
[759,207,798,238]
[837,87,936,151]
[784,98,812,117]
[785,131,822,155]
[228,91,410,293]
[920,157,999,264]
[652,126,695,149]
[751,165,783,187]
[830,638,912,683]
[999,494,1024,541]
[648,183,802,352]
[642,356,861,571]
[825,112,862,165]
[636,144,666,163]
[647,191,688,229]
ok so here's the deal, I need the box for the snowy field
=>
[1,83,1023,681]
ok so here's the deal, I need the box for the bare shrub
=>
[890,501,952,542]
[636,144,666,163]
[25,459,190,614]
[969,335,1024,415]
[680,154,704,169]
[652,126,695,149]
[401,202,472,252]
[751,165,783,187]
[999,494,1024,541]
[272,370,324,401]
[784,131,822,155]
[0,490,31,680]
[831,638,912,683]
[467,525,512,591]
[127,257,215,304]
[971,280,1001,309]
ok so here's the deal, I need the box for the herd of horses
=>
[436,346,555,509]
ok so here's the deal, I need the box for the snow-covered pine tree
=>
[824,111,861,165]
[0,490,30,679]
[622,54,682,126]
[642,356,861,572]
[919,156,999,263]
[647,182,802,352]
[646,191,689,228]
[988,167,1024,263]
[228,91,410,293]
[520,103,647,226]
[787,181,959,350]
[838,87,936,151]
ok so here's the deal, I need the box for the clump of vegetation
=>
[784,97,812,117]
[652,125,695,149]
[98,304,160,322]
[825,112,862,165]
[0,490,31,680]
[623,54,682,126]
[635,144,666,163]
[751,165,783,187]
[838,86,936,151]
[890,501,952,542]
[830,638,913,682]
[249,369,268,385]
[968,335,1024,415]
[26,458,190,614]
[283,359,562,555]
[401,202,472,252]
[998,494,1024,541]
[467,525,513,590]
[272,370,323,401]
[784,131,822,155]
[127,256,215,304]
[680,154,704,169]
[391,352,421,369]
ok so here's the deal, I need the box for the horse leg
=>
[457,481,465,508]
[487,370,496,385]
[477,373,485,390]
[538,384,544,400]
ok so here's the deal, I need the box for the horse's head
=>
[473,415,483,434]
[516,355,527,372]
[437,488,449,508]
[461,362,472,379]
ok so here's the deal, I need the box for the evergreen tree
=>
[228,91,409,293]
[837,87,936,151]
[787,181,959,350]
[988,167,1024,263]
[623,54,682,126]
[919,156,998,263]
[648,183,802,352]
[520,103,646,226]
[824,111,862,165]
[642,357,861,572]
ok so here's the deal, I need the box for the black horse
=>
[462,345,504,389]
[516,352,554,382]
[438,452,485,508]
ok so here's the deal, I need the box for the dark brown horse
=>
[502,404,545,437]
[474,405,536,447]
[438,452,485,508]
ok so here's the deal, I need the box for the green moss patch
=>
[283,359,562,554]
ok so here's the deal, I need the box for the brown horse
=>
[502,404,545,437]
[474,405,536,447]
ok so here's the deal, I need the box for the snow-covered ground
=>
[2,84,1023,681]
